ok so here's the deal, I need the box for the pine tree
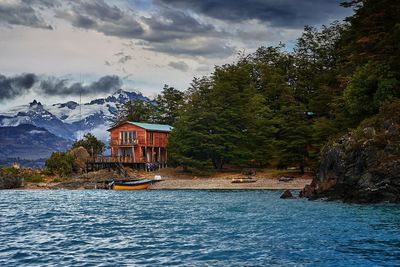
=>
[154,85,184,125]
[111,100,156,125]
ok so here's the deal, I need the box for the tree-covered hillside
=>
[114,0,400,173]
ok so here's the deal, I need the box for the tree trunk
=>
[212,157,224,170]
[300,165,305,174]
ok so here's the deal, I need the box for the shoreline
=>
[10,168,313,190]
[148,177,310,190]
[21,177,311,190]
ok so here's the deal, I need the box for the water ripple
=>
[1,190,400,266]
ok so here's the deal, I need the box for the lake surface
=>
[1,190,400,266]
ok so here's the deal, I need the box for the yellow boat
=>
[231,177,257,183]
[111,179,152,190]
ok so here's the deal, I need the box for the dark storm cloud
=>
[145,38,235,58]
[40,75,122,96]
[0,74,123,100]
[0,0,350,59]
[79,1,123,21]
[0,0,231,58]
[21,0,60,8]
[141,8,217,42]
[56,0,144,38]
[55,1,227,57]
[155,0,350,28]
[73,14,97,29]
[58,2,217,42]
[168,61,189,72]
[0,2,52,29]
[0,73,37,100]
[98,18,144,38]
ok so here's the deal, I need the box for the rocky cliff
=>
[300,103,400,203]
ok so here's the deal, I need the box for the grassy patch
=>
[23,174,44,183]
[266,169,289,175]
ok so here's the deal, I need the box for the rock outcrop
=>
[69,146,90,173]
[280,190,294,199]
[300,104,400,203]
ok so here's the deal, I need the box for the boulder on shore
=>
[300,103,400,203]
[280,190,294,199]
[69,146,90,173]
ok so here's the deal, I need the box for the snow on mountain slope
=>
[0,89,149,163]
[0,90,149,141]
[47,101,113,124]
[0,100,75,140]
[0,115,31,126]
[0,104,31,117]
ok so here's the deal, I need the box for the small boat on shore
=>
[231,177,257,183]
[111,179,153,190]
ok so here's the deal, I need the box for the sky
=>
[0,0,353,109]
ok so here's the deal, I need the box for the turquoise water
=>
[1,190,400,266]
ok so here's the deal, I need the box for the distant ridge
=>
[0,124,72,165]
[0,89,150,165]
[0,89,149,141]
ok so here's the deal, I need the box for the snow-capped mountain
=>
[0,89,149,141]
[0,100,76,140]
[0,124,73,162]
[0,89,149,165]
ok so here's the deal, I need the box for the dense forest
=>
[113,0,400,173]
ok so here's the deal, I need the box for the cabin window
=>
[129,132,133,143]
[124,132,128,144]
[129,131,136,143]
[120,131,127,144]
[150,132,154,145]
[119,131,137,144]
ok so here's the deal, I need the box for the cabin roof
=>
[129,122,173,132]
[107,121,173,132]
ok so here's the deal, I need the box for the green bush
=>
[0,168,23,189]
[72,133,105,156]
[23,174,44,183]
[51,178,62,183]
[45,152,74,176]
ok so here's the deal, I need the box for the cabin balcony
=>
[86,156,168,172]
[110,139,138,146]
[87,155,145,163]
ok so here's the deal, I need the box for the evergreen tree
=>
[168,77,215,171]
[154,85,184,125]
[344,62,398,120]
[151,0,400,173]
[339,0,400,123]
[72,133,105,156]
[111,100,156,125]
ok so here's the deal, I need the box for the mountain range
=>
[0,89,149,166]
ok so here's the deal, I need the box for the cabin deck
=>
[86,156,167,172]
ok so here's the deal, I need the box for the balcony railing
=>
[110,139,138,146]
[87,156,166,164]
[87,156,143,163]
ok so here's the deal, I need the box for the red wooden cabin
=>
[107,121,172,166]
